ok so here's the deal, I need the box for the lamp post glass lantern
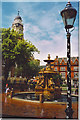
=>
[61,1,77,30]
[60,2,77,119]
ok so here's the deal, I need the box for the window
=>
[61,72,66,78]
[51,64,54,66]
[60,67,65,71]
[54,67,57,71]
[74,67,78,71]
[74,72,78,78]
[62,62,64,65]
[75,61,78,65]
[54,62,57,65]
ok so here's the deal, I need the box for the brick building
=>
[51,56,79,86]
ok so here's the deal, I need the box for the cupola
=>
[12,11,23,35]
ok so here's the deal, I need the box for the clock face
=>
[16,23,19,27]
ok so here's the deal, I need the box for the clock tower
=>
[12,11,23,35]
[11,11,24,77]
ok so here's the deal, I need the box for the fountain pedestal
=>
[35,54,61,100]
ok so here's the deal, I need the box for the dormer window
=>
[75,61,78,65]
[62,61,64,65]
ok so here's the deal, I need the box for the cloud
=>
[33,38,66,65]
[2,2,78,65]
[24,23,67,65]
[24,21,78,65]
[24,23,41,34]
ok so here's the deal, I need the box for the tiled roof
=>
[55,57,79,63]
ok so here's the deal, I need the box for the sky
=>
[2,1,79,65]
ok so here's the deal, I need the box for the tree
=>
[0,51,1,77]
[22,59,40,78]
[14,39,39,66]
[2,28,19,81]
[15,66,23,77]
[52,73,63,87]
[2,28,39,81]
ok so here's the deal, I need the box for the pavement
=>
[1,93,78,119]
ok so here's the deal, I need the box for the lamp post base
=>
[65,107,74,119]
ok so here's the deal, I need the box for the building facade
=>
[51,56,79,86]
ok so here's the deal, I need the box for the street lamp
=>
[60,1,77,119]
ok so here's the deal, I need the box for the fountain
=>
[35,54,61,101]
[12,54,78,104]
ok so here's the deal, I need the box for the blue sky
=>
[2,1,79,65]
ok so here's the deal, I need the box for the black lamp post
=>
[60,1,77,119]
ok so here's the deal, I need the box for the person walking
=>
[5,84,10,96]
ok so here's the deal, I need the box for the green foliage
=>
[62,87,67,91]
[62,84,67,87]
[21,59,40,78]
[0,28,2,40]
[29,59,40,77]
[2,28,19,80]
[14,39,39,65]
[52,73,63,86]
[15,66,23,77]
[2,28,39,80]
[2,28,19,61]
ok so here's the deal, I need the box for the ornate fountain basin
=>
[12,92,78,103]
